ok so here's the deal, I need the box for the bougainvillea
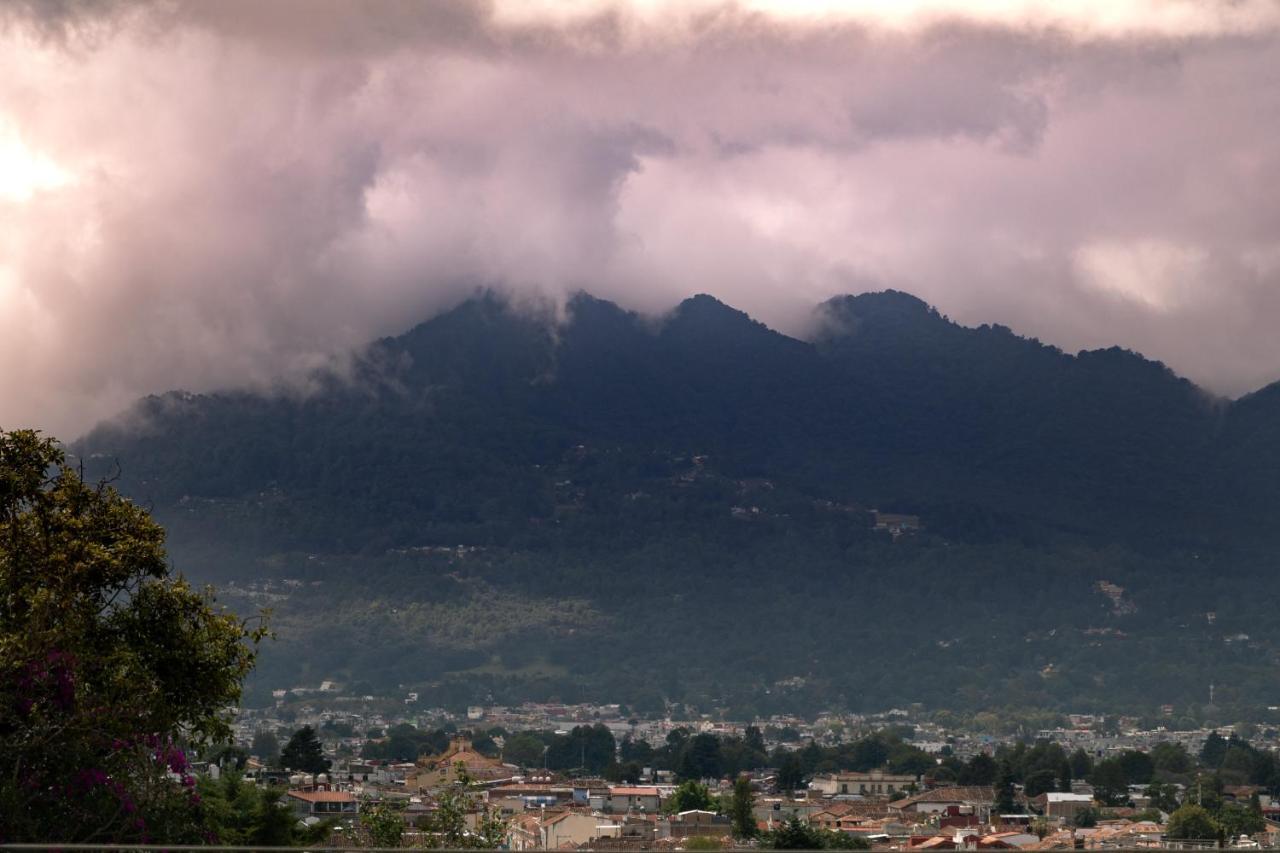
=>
[0,429,264,842]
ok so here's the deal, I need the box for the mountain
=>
[75,291,1280,718]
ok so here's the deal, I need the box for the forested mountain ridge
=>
[74,291,1280,717]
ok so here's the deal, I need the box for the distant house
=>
[540,809,612,849]
[285,789,358,820]
[890,787,996,824]
[507,812,544,851]
[596,785,662,814]
[981,830,1039,849]
[1040,792,1094,820]
[754,798,829,827]
[908,829,1018,850]
[410,736,516,791]
[669,809,732,838]
[873,511,921,537]
[487,782,575,815]
[811,769,920,798]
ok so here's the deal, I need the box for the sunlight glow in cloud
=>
[0,118,73,202]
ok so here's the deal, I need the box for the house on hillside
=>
[873,511,922,537]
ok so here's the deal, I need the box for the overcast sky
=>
[3,0,1280,436]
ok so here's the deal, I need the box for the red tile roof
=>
[287,790,355,803]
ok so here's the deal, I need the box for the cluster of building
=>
[235,736,1280,850]
[238,697,1274,764]
[220,698,1280,849]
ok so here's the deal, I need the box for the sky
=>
[3,0,1280,437]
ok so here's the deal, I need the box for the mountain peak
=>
[663,293,774,341]
[821,290,942,324]
[672,292,745,319]
[814,290,954,350]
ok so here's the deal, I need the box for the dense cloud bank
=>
[2,1,1279,435]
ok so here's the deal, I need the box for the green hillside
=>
[74,291,1280,717]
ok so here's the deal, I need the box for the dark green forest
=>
[74,290,1280,715]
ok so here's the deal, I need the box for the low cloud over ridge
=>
[2,0,1280,436]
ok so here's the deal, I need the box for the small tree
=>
[776,752,805,793]
[767,817,824,850]
[249,787,309,846]
[1217,801,1265,839]
[1088,756,1131,806]
[994,764,1018,814]
[729,775,756,839]
[960,753,998,786]
[764,817,869,850]
[665,779,716,814]
[1024,768,1057,799]
[281,725,331,774]
[1167,803,1220,841]
[1144,781,1180,813]
[362,800,406,848]
[1072,806,1099,828]
[422,765,505,848]
[251,729,280,766]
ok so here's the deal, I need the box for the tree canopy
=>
[281,725,331,774]
[0,429,261,842]
[1167,804,1221,841]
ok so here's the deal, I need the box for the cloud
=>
[1,1,1279,437]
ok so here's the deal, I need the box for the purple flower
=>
[165,748,189,774]
[74,768,109,791]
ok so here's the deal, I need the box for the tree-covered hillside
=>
[74,291,1280,716]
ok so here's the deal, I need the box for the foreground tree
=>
[360,800,406,848]
[0,429,262,842]
[420,765,506,848]
[196,773,331,846]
